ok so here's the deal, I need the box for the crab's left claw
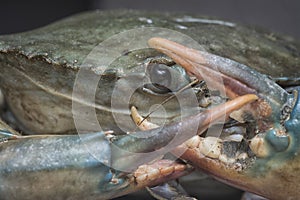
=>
[148,38,300,200]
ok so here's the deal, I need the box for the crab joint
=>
[134,159,190,186]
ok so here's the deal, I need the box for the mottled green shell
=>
[1,10,299,78]
[0,10,299,134]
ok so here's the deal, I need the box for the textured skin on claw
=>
[0,132,191,200]
[134,160,187,185]
[174,142,300,200]
[0,10,299,135]
[0,133,116,200]
[173,93,300,200]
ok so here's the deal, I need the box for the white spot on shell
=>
[219,154,235,164]
[175,24,188,30]
[174,16,236,27]
[185,136,201,148]
[138,17,153,24]
[249,134,269,158]
[223,134,244,142]
[199,137,222,158]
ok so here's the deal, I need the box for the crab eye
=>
[143,63,191,95]
[147,63,172,93]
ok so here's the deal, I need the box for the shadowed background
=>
[0,0,299,199]
[1,0,300,40]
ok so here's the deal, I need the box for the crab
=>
[0,10,299,200]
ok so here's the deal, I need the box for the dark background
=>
[1,0,300,40]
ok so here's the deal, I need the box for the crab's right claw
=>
[148,37,300,200]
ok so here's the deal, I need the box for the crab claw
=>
[148,38,290,119]
[112,94,257,172]
[148,37,300,199]
[108,93,256,198]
